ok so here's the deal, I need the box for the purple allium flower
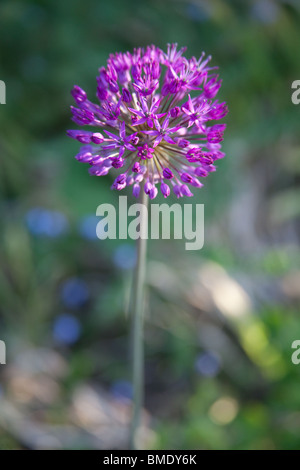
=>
[67,44,228,198]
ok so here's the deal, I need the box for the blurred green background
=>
[0,0,300,450]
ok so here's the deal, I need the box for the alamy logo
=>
[0,80,6,104]
[0,340,6,364]
[291,80,300,105]
[291,340,300,365]
[96,196,204,250]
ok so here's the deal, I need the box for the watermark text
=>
[0,340,6,364]
[291,340,300,364]
[96,196,204,250]
[291,80,300,105]
[0,80,6,104]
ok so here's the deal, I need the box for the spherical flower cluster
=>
[67,44,228,199]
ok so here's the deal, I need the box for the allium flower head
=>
[67,44,228,199]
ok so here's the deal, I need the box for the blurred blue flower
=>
[53,314,81,345]
[251,0,279,24]
[60,278,89,309]
[110,380,133,402]
[78,215,100,240]
[25,208,68,238]
[195,352,221,377]
[113,244,137,270]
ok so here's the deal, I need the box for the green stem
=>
[129,187,148,450]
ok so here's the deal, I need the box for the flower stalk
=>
[129,187,148,450]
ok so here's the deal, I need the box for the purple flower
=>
[71,85,87,104]
[180,184,193,197]
[163,168,174,179]
[161,182,170,198]
[203,75,222,99]
[137,143,155,160]
[144,180,153,195]
[181,94,211,128]
[129,97,165,128]
[103,121,137,158]
[142,115,181,147]
[132,183,141,198]
[112,173,127,190]
[180,172,193,184]
[68,44,228,198]
[207,124,226,143]
[122,88,132,103]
